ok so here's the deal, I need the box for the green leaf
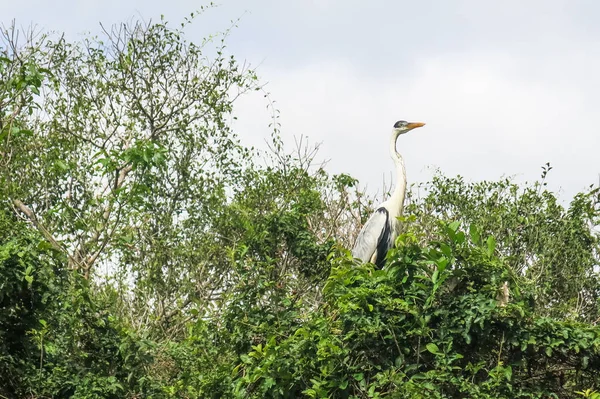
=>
[426,343,440,354]
[504,365,512,381]
[368,384,376,396]
[436,254,449,269]
[55,159,69,171]
[582,356,589,369]
[240,354,251,364]
[439,243,452,257]
[487,235,496,256]
[394,354,404,367]
[37,241,54,251]
[264,377,275,388]
[448,221,460,232]
[469,223,481,244]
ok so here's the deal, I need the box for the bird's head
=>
[393,120,426,136]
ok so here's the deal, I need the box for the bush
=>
[226,223,600,398]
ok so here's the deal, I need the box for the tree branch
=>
[12,199,74,263]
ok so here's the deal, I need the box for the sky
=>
[4,0,600,202]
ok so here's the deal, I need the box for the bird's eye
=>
[393,120,407,128]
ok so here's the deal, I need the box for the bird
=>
[351,120,425,268]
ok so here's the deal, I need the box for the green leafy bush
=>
[405,173,600,322]
[228,224,600,398]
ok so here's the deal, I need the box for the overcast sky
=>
[4,0,600,202]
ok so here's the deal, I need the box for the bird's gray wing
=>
[352,207,389,264]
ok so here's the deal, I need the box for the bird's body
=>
[351,120,425,268]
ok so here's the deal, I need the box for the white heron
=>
[351,120,426,268]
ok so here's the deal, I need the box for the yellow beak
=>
[406,122,426,130]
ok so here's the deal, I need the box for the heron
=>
[351,120,426,268]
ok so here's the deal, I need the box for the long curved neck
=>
[388,132,406,218]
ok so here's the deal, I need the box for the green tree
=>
[404,170,600,322]
[1,13,264,334]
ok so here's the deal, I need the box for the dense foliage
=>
[229,223,600,398]
[404,171,600,323]
[1,12,599,399]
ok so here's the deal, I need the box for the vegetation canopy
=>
[0,11,599,399]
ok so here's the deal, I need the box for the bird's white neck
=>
[386,132,407,220]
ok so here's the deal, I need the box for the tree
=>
[1,13,266,333]
[403,170,600,322]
